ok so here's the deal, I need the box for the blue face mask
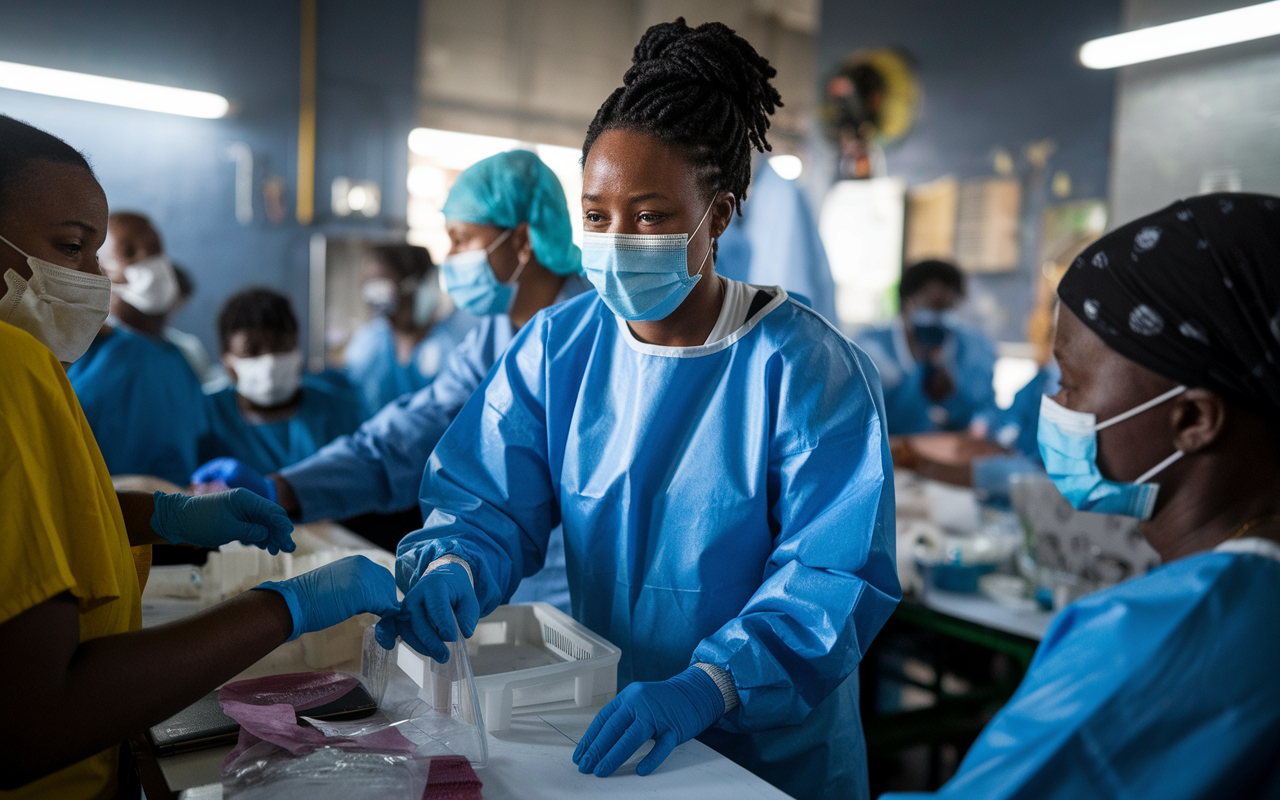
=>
[909,309,956,350]
[1037,385,1187,520]
[581,195,716,322]
[441,227,526,317]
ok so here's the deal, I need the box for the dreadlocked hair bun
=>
[582,18,782,213]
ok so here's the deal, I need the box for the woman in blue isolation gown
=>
[380,20,900,800]
[886,193,1280,799]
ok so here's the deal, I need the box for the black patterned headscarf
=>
[1057,193,1280,416]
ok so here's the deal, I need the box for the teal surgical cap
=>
[442,150,582,275]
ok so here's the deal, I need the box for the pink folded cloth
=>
[218,671,415,771]
[424,755,484,800]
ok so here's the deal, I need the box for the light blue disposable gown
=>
[715,161,839,324]
[884,542,1280,799]
[856,319,997,435]
[277,275,592,611]
[67,324,208,485]
[342,311,475,415]
[199,376,367,476]
[397,290,901,800]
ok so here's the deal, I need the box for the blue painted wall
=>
[815,0,1121,341]
[0,0,419,356]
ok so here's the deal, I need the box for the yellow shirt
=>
[0,321,147,800]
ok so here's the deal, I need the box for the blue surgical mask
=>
[909,308,956,350]
[441,227,526,316]
[581,195,717,322]
[1037,385,1188,520]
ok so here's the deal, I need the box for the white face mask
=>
[111,253,180,315]
[0,233,111,364]
[228,349,304,407]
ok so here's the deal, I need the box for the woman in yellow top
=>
[0,114,400,799]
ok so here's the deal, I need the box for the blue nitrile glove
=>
[150,489,295,554]
[255,555,400,642]
[573,667,725,777]
[374,562,479,662]
[191,457,277,503]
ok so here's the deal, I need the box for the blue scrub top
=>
[715,161,839,324]
[856,319,998,435]
[343,311,475,416]
[199,376,366,476]
[884,541,1280,800]
[399,290,901,799]
[67,325,208,485]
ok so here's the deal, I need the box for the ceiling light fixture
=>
[0,59,230,118]
[1080,1,1280,69]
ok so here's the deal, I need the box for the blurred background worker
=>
[857,259,997,435]
[715,157,838,323]
[163,263,227,391]
[194,151,586,608]
[66,211,207,485]
[342,243,473,415]
[195,287,365,479]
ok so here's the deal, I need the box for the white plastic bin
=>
[397,602,621,732]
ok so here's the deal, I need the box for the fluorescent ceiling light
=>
[1080,1,1280,69]
[0,59,229,118]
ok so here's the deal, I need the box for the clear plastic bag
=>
[220,612,487,798]
[222,744,430,799]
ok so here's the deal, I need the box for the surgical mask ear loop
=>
[506,252,530,286]
[1093,385,1188,431]
[688,193,719,280]
[1094,384,1189,486]
[485,226,515,256]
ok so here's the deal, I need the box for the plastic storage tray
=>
[397,602,621,732]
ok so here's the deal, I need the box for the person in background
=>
[343,243,474,415]
[163,263,229,390]
[66,211,208,484]
[0,113,399,800]
[857,259,997,435]
[191,150,586,603]
[195,288,365,480]
[990,299,1061,463]
[379,20,899,800]
[884,193,1280,800]
[714,157,838,323]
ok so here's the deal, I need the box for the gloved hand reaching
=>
[150,489,295,554]
[573,667,725,777]
[191,457,278,503]
[374,562,479,662]
[255,555,400,642]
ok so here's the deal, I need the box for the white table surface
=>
[149,522,791,799]
[159,674,793,799]
[919,588,1056,641]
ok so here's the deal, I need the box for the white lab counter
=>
[919,588,1056,641]
[144,522,792,799]
[156,669,793,800]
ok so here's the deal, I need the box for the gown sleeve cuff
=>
[693,663,740,714]
[427,554,475,586]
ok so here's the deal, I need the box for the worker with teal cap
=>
[193,150,588,610]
